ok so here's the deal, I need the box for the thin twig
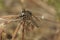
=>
[11,22,22,40]
[0,15,19,19]
[22,21,25,40]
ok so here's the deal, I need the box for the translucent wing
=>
[33,15,60,24]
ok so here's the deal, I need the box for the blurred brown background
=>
[0,0,60,40]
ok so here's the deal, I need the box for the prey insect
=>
[0,9,41,40]
[11,9,41,40]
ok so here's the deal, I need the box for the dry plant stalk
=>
[11,21,22,40]
[0,28,5,40]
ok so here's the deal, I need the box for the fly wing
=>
[33,16,60,24]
